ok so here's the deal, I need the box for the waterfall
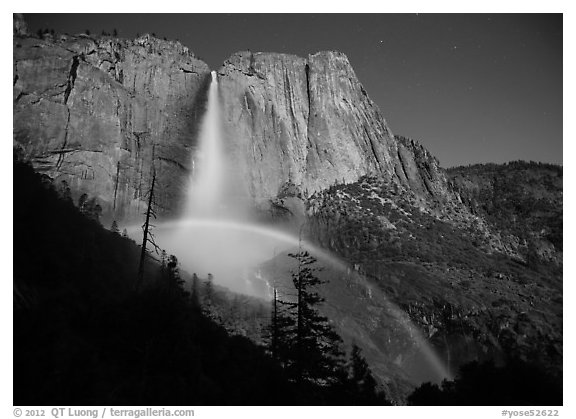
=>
[124,71,450,388]
[125,69,452,384]
[165,70,294,296]
[183,71,225,218]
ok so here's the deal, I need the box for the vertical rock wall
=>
[14,25,455,221]
[218,50,453,208]
[13,31,211,221]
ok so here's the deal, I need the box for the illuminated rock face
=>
[13,31,211,221]
[13,28,452,220]
[217,50,453,206]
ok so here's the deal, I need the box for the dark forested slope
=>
[448,161,562,258]
[13,159,293,405]
[13,159,389,406]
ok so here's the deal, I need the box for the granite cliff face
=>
[217,51,454,208]
[13,25,455,221]
[14,30,211,221]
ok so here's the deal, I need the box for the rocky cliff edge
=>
[14,28,211,221]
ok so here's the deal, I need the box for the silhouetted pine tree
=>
[160,250,168,269]
[267,287,297,364]
[110,220,120,234]
[83,197,102,223]
[56,180,72,202]
[288,250,344,386]
[204,273,214,305]
[166,255,186,295]
[78,193,88,213]
[348,344,377,393]
[191,273,201,308]
[344,344,389,405]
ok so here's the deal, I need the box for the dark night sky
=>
[23,13,563,168]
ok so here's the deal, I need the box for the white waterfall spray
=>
[163,70,295,297]
[184,71,224,217]
[127,70,453,384]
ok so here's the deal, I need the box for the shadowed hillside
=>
[448,161,562,258]
[13,158,389,406]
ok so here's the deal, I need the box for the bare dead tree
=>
[135,146,161,289]
[113,161,120,211]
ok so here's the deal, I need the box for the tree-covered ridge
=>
[449,160,562,175]
[447,161,562,253]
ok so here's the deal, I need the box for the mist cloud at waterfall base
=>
[152,219,300,297]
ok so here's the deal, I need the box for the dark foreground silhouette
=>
[13,160,388,406]
[408,359,562,406]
